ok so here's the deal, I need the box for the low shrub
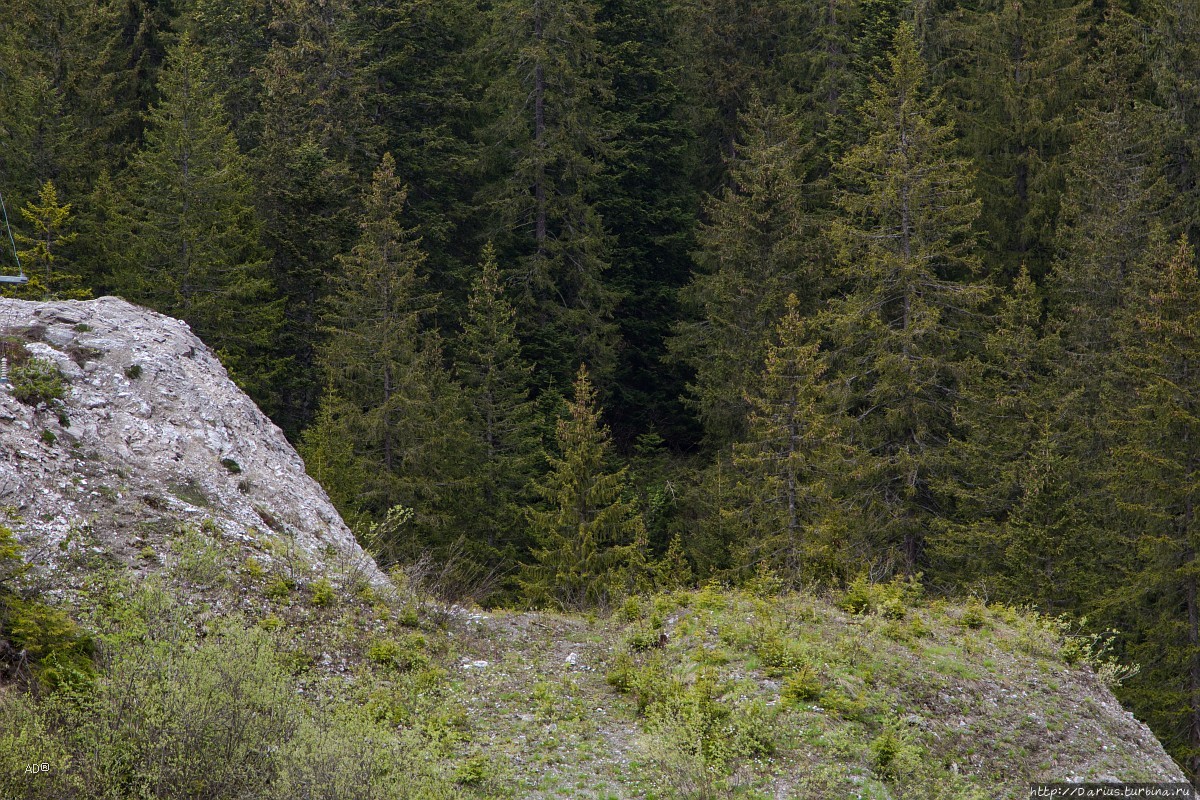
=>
[756,632,808,677]
[1,596,95,690]
[781,662,823,704]
[310,578,335,607]
[11,358,65,407]
[0,593,459,800]
[367,634,428,673]
[265,577,296,600]
[839,574,923,619]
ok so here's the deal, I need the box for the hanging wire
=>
[0,187,23,279]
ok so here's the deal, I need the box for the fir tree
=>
[932,0,1090,280]
[1151,0,1200,246]
[317,153,470,543]
[14,180,86,299]
[727,295,851,586]
[1105,236,1200,776]
[358,0,482,304]
[670,100,822,448]
[670,0,805,177]
[117,33,281,409]
[251,0,383,436]
[179,0,272,141]
[455,243,545,561]
[17,181,75,281]
[826,22,986,573]
[594,0,699,444]
[476,0,619,387]
[522,364,646,610]
[936,269,1060,589]
[1049,8,1173,375]
[298,386,369,527]
[936,268,1105,608]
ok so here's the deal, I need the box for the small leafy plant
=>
[11,357,65,407]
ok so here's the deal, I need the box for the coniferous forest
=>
[6,0,1200,778]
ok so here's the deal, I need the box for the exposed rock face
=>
[0,296,383,587]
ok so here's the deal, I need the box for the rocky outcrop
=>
[0,296,384,588]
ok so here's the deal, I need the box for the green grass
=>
[0,567,1180,799]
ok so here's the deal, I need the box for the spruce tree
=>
[1049,9,1173,375]
[316,153,470,543]
[670,0,805,177]
[251,0,383,436]
[455,243,545,561]
[298,387,368,526]
[728,295,850,586]
[1151,0,1200,246]
[935,268,1102,608]
[1105,236,1200,776]
[826,22,986,573]
[594,0,699,444]
[522,364,646,610]
[931,0,1089,280]
[179,0,272,141]
[476,0,619,387]
[14,180,86,299]
[118,33,281,409]
[358,0,482,305]
[670,100,823,448]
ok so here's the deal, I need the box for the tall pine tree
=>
[455,243,545,563]
[476,0,619,388]
[250,0,383,436]
[825,22,986,573]
[522,364,646,610]
[1106,236,1200,777]
[306,154,470,546]
[932,0,1090,280]
[117,33,281,409]
[727,295,851,586]
[670,100,823,448]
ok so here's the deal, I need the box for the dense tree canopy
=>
[3,0,1200,780]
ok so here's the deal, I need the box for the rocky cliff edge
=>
[0,296,384,591]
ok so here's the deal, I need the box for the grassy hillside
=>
[1,535,1183,799]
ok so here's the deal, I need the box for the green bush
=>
[626,621,664,652]
[0,525,25,588]
[0,597,459,800]
[869,719,922,781]
[11,358,65,407]
[310,577,335,607]
[0,528,93,691]
[839,574,923,619]
[781,663,823,704]
[367,634,428,672]
[172,527,229,588]
[2,596,95,690]
[756,632,807,677]
[453,754,491,786]
[606,651,637,693]
[643,669,777,783]
[961,598,987,630]
[265,576,296,600]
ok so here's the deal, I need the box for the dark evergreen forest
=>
[5,0,1200,777]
